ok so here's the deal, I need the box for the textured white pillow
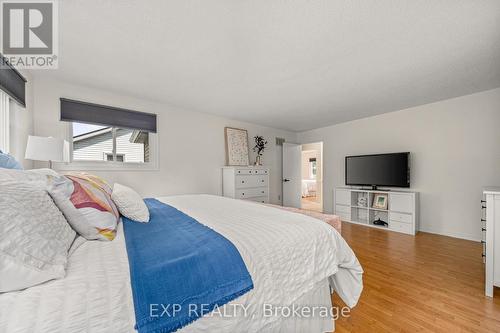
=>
[0,169,76,292]
[111,183,150,223]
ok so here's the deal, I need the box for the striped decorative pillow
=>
[49,173,120,241]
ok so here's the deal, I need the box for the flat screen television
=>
[345,152,410,189]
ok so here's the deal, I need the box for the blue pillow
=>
[0,150,23,170]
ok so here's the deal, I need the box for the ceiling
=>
[34,0,500,132]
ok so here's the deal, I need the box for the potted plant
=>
[252,135,268,166]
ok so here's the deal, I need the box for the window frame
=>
[55,122,159,171]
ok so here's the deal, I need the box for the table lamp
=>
[25,135,70,169]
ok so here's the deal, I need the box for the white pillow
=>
[111,183,150,223]
[0,169,76,292]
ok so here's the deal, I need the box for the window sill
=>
[54,160,159,172]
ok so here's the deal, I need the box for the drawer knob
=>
[261,191,264,194]
[261,180,264,182]
[242,193,245,196]
[242,181,245,183]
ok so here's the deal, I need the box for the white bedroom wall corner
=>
[297,87,500,241]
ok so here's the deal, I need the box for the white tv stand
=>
[335,187,419,235]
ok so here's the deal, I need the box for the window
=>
[309,158,317,179]
[0,91,9,152]
[72,123,150,163]
[105,153,124,162]
[60,98,158,170]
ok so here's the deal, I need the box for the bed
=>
[302,179,317,197]
[0,194,362,333]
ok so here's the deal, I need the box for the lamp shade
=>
[25,136,69,163]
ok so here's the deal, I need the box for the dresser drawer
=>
[245,196,269,204]
[236,175,268,188]
[236,188,268,199]
[335,205,350,214]
[390,212,412,224]
[236,169,255,175]
[389,220,413,234]
[236,168,269,175]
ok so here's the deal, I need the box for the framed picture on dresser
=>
[224,127,250,166]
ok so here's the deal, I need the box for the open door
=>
[282,142,302,208]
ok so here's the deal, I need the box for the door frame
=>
[300,141,324,212]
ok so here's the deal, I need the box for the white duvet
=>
[0,195,363,333]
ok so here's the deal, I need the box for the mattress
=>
[0,194,362,333]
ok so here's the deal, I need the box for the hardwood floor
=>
[301,196,322,212]
[332,222,500,332]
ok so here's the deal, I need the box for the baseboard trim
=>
[418,227,481,242]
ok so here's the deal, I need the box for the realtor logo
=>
[0,0,58,68]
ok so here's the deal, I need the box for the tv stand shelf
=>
[334,187,419,235]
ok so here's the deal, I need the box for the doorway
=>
[282,141,323,212]
[301,142,323,212]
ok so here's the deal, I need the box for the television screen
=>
[345,153,410,188]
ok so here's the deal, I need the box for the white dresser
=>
[222,166,270,203]
[484,187,500,297]
[335,187,419,235]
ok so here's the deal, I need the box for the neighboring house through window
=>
[72,123,150,163]
[59,99,158,170]
[105,153,124,162]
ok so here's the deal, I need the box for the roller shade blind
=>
[60,98,157,133]
[0,54,27,107]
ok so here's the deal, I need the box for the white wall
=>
[32,76,296,203]
[9,71,33,169]
[29,76,500,241]
[298,88,500,241]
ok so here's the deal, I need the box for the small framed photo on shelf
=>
[372,193,388,210]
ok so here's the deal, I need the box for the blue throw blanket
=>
[122,199,253,333]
